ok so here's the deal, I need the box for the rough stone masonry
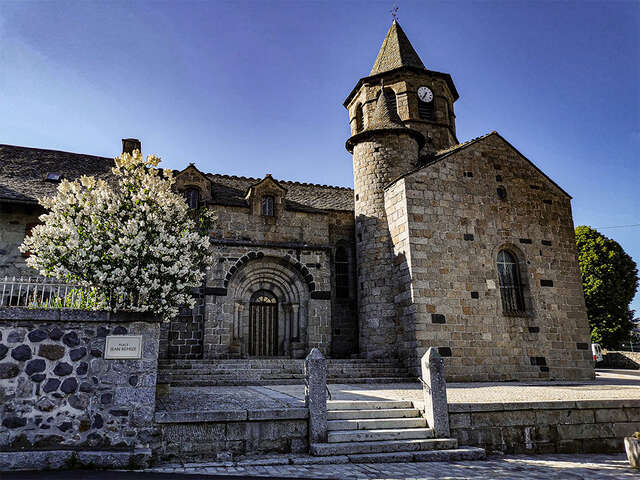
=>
[0,308,160,458]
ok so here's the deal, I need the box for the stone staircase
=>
[158,358,414,386]
[310,400,485,463]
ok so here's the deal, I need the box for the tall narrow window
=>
[261,195,274,216]
[335,246,350,299]
[355,103,364,133]
[184,189,199,209]
[497,250,525,313]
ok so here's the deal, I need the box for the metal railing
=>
[0,276,106,309]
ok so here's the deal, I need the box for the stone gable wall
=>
[390,134,593,381]
[0,308,160,456]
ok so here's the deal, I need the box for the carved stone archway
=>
[226,256,310,358]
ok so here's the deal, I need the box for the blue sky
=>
[1,1,638,312]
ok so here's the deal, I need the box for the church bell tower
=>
[345,20,459,156]
[344,20,459,359]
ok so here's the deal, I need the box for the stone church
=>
[0,21,594,381]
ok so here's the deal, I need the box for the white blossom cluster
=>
[20,150,215,320]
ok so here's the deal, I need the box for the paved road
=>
[3,454,637,479]
[148,454,637,479]
[0,471,317,480]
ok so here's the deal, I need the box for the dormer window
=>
[184,188,199,209]
[261,195,274,216]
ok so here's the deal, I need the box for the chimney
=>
[122,138,141,155]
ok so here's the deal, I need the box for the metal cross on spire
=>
[390,4,399,21]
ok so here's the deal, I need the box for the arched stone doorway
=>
[226,256,311,358]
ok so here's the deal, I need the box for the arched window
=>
[335,246,350,299]
[355,103,364,133]
[261,195,274,216]
[184,188,199,209]
[497,250,525,313]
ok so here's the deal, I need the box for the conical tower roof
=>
[370,20,426,75]
[368,85,405,130]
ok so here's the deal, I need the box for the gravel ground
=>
[266,370,640,405]
[159,370,640,412]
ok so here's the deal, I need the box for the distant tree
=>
[575,226,638,348]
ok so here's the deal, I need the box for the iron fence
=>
[0,276,107,309]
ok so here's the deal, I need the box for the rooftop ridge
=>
[207,172,353,191]
[434,131,497,158]
[0,143,113,162]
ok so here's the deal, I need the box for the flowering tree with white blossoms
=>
[20,150,214,320]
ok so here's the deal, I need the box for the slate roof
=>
[207,174,354,212]
[0,144,115,205]
[0,144,355,212]
[370,20,426,75]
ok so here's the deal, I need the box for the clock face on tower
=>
[418,86,433,103]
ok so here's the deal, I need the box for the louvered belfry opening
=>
[419,99,435,121]
[249,290,278,357]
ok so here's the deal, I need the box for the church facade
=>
[0,21,594,381]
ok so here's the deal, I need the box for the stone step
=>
[327,428,434,443]
[327,417,427,431]
[158,365,405,372]
[158,358,397,363]
[327,408,420,420]
[310,438,458,456]
[159,372,407,381]
[344,447,486,463]
[327,400,413,411]
[161,377,414,386]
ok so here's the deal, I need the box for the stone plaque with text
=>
[104,335,143,360]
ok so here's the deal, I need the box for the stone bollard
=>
[305,348,327,443]
[421,347,450,437]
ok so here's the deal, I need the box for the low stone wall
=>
[600,351,640,369]
[0,308,161,469]
[450,399,640,454]
[155,409,309,461]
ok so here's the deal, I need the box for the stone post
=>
[304,348,327,443]
[421,347,450,437]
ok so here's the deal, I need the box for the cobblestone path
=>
[150,454,637,479]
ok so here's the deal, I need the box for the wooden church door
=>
[249,290,278,356]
